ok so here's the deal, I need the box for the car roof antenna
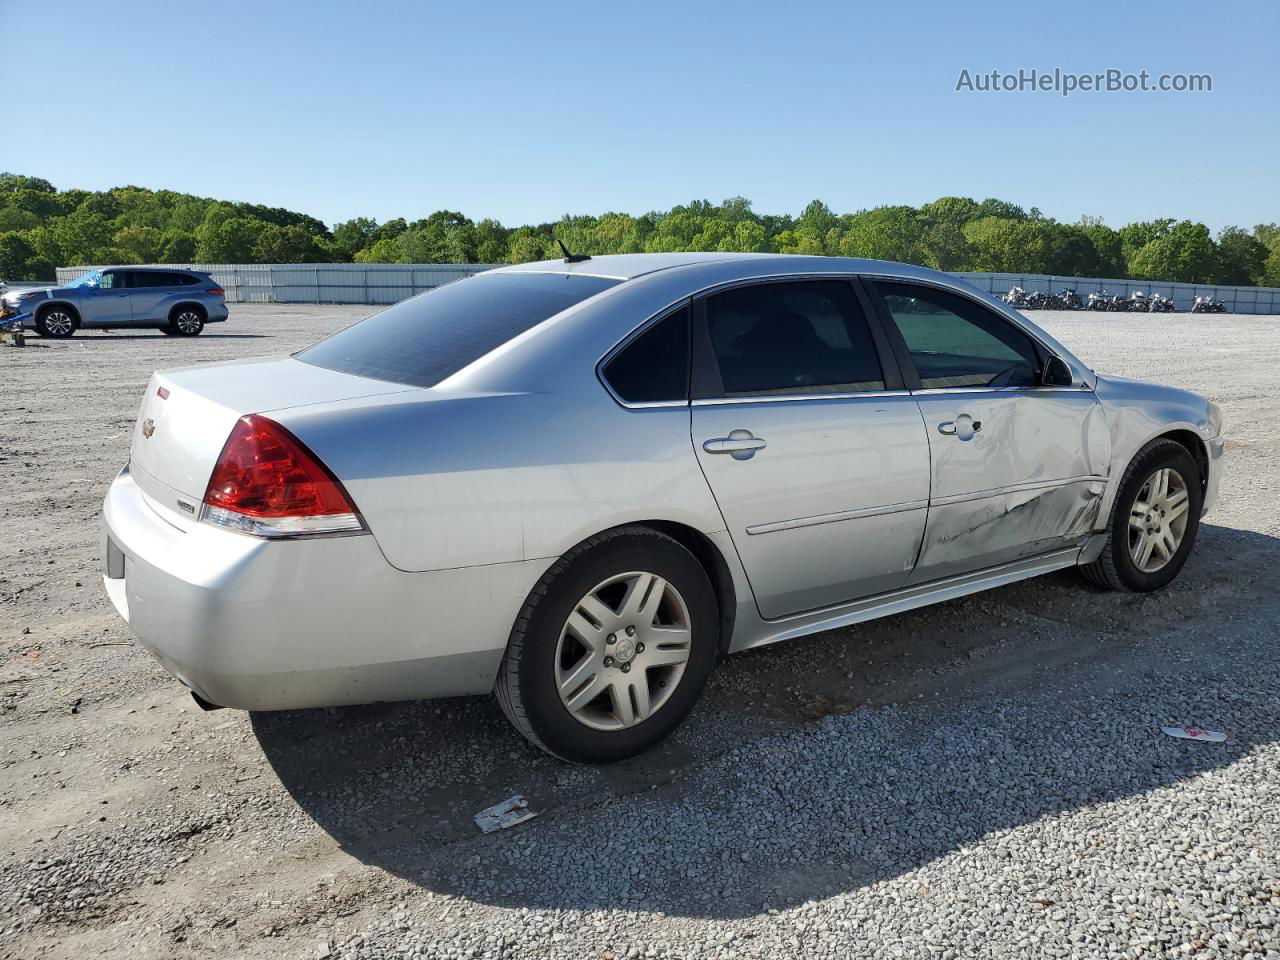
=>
[556,238,591,264]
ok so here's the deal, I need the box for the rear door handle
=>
[703,429,767,460]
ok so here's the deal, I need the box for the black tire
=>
[1080,438,1202,592]
[34,305,78,338]
[495,526,719,763]
[168,306,205,336]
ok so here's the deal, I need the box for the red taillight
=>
[207,287,225,297]
[201,415,364,537]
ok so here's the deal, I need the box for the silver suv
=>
[0,267,229,338]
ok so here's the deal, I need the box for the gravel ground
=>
[1,306,1277,960]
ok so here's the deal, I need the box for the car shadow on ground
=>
[253,522,1279,919]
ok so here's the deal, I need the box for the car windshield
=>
[296,272,621,388]
[68,271,101,288]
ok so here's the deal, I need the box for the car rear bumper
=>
[100,465,545,710]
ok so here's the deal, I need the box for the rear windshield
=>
[295,272,620,388]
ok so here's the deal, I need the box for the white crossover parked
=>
[101,253,1224,762]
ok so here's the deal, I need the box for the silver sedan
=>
[100,253,1225,762]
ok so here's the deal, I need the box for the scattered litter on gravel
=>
[2,307,1278,959]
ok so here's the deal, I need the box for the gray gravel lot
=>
[1,306,1278,960]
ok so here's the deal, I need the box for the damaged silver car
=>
[101,253,1224,762]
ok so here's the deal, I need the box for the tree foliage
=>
[0,171,1275,288]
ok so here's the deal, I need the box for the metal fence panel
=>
[53,263,1280,313]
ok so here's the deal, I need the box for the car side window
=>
[99,271,121,290]
[131,272,174,288]
[700,280,884,397]
[872,282,1041,389]
[602,304,690,404]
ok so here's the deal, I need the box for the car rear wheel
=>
[495,526,718,763]
[1080,438,1202,592]
[35,306,77,338]
[168,307,205,336]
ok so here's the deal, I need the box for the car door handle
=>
[938,415,982,440]
[703,429,767,460]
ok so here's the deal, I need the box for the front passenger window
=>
[873,282,1041,389]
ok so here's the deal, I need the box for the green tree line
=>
[2,173,1278,287]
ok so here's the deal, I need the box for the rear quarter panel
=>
[273,388,726,572]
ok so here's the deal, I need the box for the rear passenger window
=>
[873,282,1041,389]
[700,280,884,397]
[602,305,690,404]
[133,272,186,287]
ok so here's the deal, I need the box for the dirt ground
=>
[1,306,1277,959]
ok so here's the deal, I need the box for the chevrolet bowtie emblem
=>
[142,418,155,438]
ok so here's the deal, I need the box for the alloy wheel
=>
[1128,467,1190,573]
[554,571,692,731]
[175,311,203,334]
[43,311,74,336]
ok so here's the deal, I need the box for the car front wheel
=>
[1081,437,1203,592]
[495,526,718,763]
[35,307,77,338]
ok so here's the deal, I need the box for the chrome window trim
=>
[596,268,1091,410]
[692,389,912,407]
[911,385,1093,396]
[746,498,928,536]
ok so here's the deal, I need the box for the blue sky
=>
[4,0,1276,231]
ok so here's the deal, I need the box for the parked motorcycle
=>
[1055,289,1083,310]
[1002,286,1031,308]
[1087,292,1110,311]
[1192,295,1226,313]
[1148,293,1176,313]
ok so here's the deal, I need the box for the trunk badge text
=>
[142,418,156,438]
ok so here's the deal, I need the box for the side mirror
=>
[1042,356,1074,387]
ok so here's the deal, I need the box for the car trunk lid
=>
[128,356,413,516]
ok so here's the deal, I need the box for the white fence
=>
[54,262,1280,314]
[55,263,500,305]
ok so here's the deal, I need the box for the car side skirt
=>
[727,546,1083,653]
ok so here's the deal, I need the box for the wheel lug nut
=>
[603,656,614,667]
[606,633,616,645]
[625,625,636,637]
[621,662,632,673]
[635,642,645,654]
